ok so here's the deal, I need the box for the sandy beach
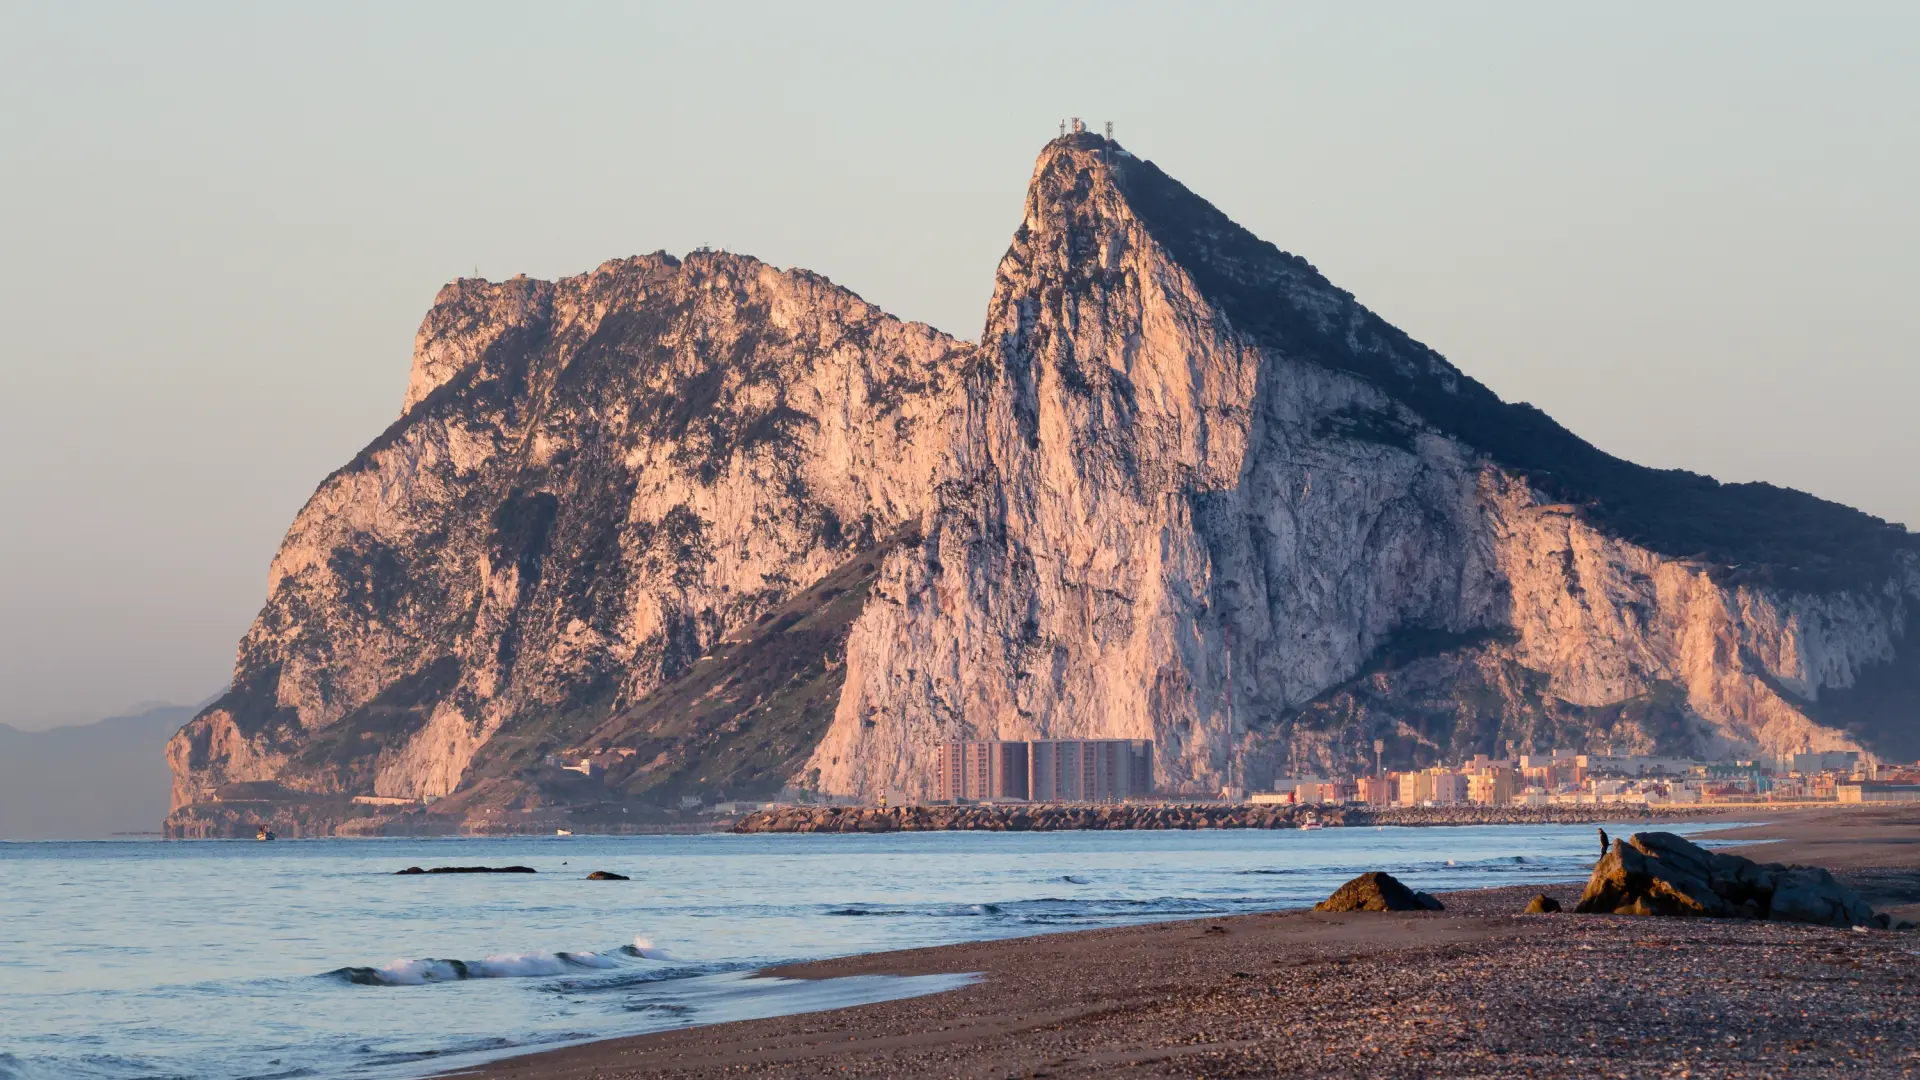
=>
[452,807,1920,1079]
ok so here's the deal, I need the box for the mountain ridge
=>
[3,704,198,839]
[165,136,1919,835]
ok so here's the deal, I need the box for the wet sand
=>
[450,807,1920,1079]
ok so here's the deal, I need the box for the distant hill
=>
[0,704,197,839]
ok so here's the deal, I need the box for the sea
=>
[0,822,1716,1080]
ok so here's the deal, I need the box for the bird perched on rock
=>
[1598,827,1610,858]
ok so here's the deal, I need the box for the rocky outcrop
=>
[808,135,1920,799]
[1313,872,1444,912]
[1524,894,1562,914]
[1574,831,1884,928]
[168,134,1919,833]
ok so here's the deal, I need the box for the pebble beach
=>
[455,806,1920,1079]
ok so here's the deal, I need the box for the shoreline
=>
[731,801,1751,833]
[448,805,1920,1079]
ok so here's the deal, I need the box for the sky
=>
[1,3,1916,729]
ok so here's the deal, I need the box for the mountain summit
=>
[167,136,1920,834]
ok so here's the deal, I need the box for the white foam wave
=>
[626,936,672,960]
[335,944,641,985]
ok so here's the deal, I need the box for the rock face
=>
[168,134,1920,833]
[1574,831,1882,928]
[1313,871,1444,912]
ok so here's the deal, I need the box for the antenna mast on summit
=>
[1059,119,1066,138]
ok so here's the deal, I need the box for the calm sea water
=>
[0,823,1709,1079]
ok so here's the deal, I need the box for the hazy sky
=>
[2,4,1916,729]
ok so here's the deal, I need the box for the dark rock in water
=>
[1524,894,1563,914]
[395,865,537,875]
[1314,872,1445,913]
[1574,832,1878,928]
[586,870,629,880]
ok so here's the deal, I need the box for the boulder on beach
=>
[1313,872,1445,913]
[586,870,629,881]
[1574,832,1882,928]
[1524,894,1562,914]
[394,865,537,875]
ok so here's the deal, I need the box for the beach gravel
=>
[466,882,1918,1079]
[461,809,1920,1079]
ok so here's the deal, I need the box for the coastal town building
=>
[1355,776,1394,805]
[1397,770,1434,806]
[934,741,1030,802]
[1794,750,1862,775]
[1467,768,1517,806]
[1837,782,1920,804]
[1237,742,1915,811]
[932,739,1153,802]
[1029,739,1154,802]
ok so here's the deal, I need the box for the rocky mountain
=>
[166,134,1920,835]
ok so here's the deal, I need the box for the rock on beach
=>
[1313,872,1445,913]
[1574,832,1884,928]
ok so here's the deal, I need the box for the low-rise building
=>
[1293,779,1350,805]
[1793,750,1861,775]
[1355,776,1394,805]
[1837,782,1920,804]
[1467,769,1516,806]
[1395,771,1434,806]
[1429,771,1468,806]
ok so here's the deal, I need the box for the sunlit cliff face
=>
[168,137,1920,831]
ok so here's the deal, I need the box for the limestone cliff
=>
[168,136,1919,831]
[168,252,965,821]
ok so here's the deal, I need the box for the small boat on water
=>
[255,826,276,841]
[555,829,573,836]
[1299,813,1324,831]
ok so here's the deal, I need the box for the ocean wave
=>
[329,935,668,986]
[829,896,1229,923]
[623,936,673,961]
[1237,854,1578,877]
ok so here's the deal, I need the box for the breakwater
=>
[729,802,1733,834]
